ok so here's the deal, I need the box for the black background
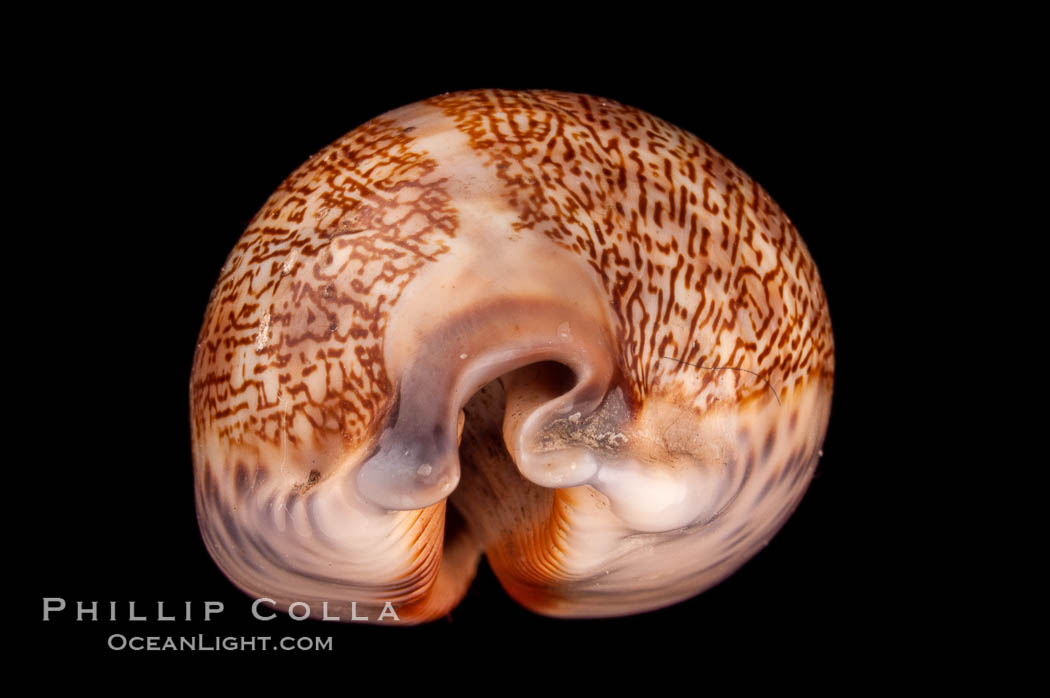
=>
[24,37,952,670]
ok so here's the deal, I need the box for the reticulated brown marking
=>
[425,90,833,410]
[191,117,458,451]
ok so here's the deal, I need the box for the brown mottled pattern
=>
[425,91,833,408]
[191,117,457,450]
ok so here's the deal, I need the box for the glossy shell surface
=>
[191,89,834,623]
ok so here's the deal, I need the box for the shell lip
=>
[355,350,610,512]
